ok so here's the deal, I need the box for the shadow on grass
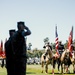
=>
[48,72,75,75]
[26,72,36,74]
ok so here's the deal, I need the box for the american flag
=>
[68,26,73,52]
[55,26,59,50]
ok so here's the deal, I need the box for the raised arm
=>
[22,26,31,36]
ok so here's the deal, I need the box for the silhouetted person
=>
[5,29,16,75]
[11,21,31,75]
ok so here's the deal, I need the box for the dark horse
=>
[57,49,71,73]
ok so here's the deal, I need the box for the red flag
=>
[67,26,73,52]
[3,38,7,58]
[0,40,3,57]
[1,40,6,58]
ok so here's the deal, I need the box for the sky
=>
[0,0,75,49]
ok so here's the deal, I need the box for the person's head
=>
[59,41,62,45]
[9,29,16,37]
[17,21,25,31]
[47,42,50,45]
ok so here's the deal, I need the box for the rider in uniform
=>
[57,41,65,71]
[43,42,52,60]
[58,41,65,56]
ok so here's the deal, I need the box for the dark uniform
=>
[58,41,64,56]
[5,29,16,75]
[11,21,31,75]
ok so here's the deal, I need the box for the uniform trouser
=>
[6,59,15,75]
[14,58,27,75]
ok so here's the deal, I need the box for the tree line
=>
[27,37,75,58]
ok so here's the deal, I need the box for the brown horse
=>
[41,46,56,74]
[60,49,71,73]
[70,51,75,73]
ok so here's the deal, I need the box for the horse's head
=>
[65,49,70,58]
[45,46,51,54]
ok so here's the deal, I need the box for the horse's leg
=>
[63,64,66,73]
[52,59,56,75]
[41,61,44,73]
[45,62,48,74]
[63,64,68,74]
[57,58,61,73]
[74,64,75,73]
[61,63,63,74]
[65,65,69,73]
[73,63,75,73]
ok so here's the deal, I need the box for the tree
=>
[43,37,49,45]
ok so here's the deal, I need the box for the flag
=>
[0,40,3,57]
[67,26,73,52]
[0,40,6,58]
[55,26,60,58]
[3,38,7,58]
[55,26,59,50]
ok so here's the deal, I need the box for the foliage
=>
[43,37,49,44]
[27,39,75,58]
[27,50,44,58]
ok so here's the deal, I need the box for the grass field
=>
[26,64,75,75]
[0,64,75,75]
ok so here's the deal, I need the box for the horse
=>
[41,45,57,74]
[60,49,71,73]
[56,50,64,73]
[70,50,75,73]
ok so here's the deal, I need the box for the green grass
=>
[0,64,75,75]
[0,67,7,75]
[26,64,75,75]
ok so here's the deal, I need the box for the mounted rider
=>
[58,41,65,56]
[43,42,52,60]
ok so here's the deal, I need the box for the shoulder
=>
[5,40,10,48]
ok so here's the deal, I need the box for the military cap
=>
[17,21,26,29]
[9,29,16,36]
[9,29,15,33]
[17,21,25,26]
